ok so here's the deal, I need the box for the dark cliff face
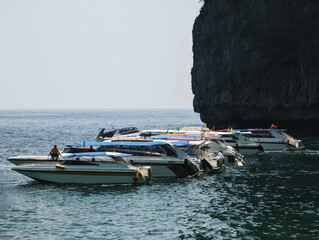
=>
[192,0,319,129]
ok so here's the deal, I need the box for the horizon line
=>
[0,107,195,111]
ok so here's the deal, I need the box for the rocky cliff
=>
[191,0,319,129]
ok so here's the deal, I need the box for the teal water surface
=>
[0,109,318,239]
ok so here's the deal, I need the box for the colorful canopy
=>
[69,141,170,147]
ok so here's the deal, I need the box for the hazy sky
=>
[0,0,202,109]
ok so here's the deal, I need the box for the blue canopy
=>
[63,152,131,158]
[69,141,170,147]
[149,135,201,140]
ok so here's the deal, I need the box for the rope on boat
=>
[187,169,204,178]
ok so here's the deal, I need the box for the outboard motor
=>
[183,157,201,177]
[200,152,224,174]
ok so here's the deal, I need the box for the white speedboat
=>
[147,134,244,166]
[193,140,244,167]
[213,131,265,155]
[224,128,302,151]
[12,152,151,184]
[167,140,225,174]
[162,127,263,156]
[95,127,184,141]
[94,127,140,142]
[70,141,202,178]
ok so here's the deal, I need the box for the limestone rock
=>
[192,0,319,129]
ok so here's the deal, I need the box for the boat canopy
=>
[70,141,172,147]
[63,152,131,158]
[149,135,221,140]
[247,129,287,132]
[149,135,201,140]
[218,129,287,132]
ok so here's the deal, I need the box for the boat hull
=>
[200,152,224,174]
[218,139,264,156]
[130,161,198,178]
[12,165,151,184]
[235,146,264,155]
[251,141,288,151]
[9,155,199,178]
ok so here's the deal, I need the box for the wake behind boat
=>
[12,152,151,184]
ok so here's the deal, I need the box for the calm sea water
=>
[0,109,318,239]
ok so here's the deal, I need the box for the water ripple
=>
[1,110,319,239]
